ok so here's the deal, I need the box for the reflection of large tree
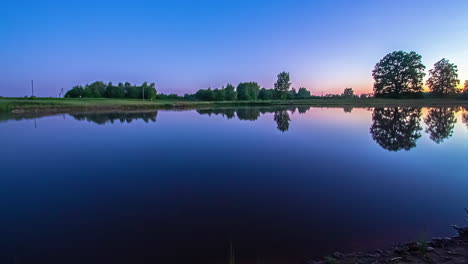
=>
[274,110,290,132]
[71,111,158,125]
[424,107,457,143]
[463,110,468,129]
[370,107,422,151]
[236,108,261,121]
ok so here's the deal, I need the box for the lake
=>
[0,106,467,264]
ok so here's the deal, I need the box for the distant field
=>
[1,97,468,114]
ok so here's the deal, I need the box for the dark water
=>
[1,106,467,264]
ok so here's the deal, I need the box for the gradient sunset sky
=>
[2,0,467,97]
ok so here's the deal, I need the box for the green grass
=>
[1,97,467,114]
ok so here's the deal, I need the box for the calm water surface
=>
[0,106,467,264]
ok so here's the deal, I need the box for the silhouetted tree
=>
[237,82,260,100]
[274,72,291,99]
[296,87,311,99]
[370,107,422,151]
[463,81,468,94]
[427,59,460,97]
[274,110,291,132]
[372,51,426,98]
[342,88,355,98]
[424,107,457,143]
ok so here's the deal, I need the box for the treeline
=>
[372,51,467,98]
[64,50,468,100]
[65,82,157,99]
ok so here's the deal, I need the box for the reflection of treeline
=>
[196,106,307,121]
[70,111,158,125]
[196,106,304,132]
[370,106,461,151]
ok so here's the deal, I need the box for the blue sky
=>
[1,0,468,97]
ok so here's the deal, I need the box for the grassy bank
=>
[1,97,468,114]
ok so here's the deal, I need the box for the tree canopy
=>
[65,81,157,99]
[427,59,460,96]
[237,82,260,100]
[372,51,426,98]
[342,88,355,98]
[274,72,291,99]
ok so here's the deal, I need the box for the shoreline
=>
[310,225,468,264]
[1,98,468,115]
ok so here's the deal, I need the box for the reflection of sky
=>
[1,107,468,263]
[1,0,468,97]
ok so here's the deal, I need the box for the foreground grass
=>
[1,97,468,114]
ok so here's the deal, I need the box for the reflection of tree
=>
[343,106,353,113]
[71,111,158,125]
[197,108,235,119]
[297,106,310,114]
[424,107,457,143]
[463,110,468,129]
[274,110,291,132]
[370,107,422,151]
[236,108,260,121]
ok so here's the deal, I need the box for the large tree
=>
[274,72,291,99]
[372,51,426,97]
[427,59,460,96]
[237,82,260,100]
[224,84,237,101]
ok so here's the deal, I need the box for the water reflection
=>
[70,111,158,124]
[370,107,422,151]
[2,106,467,151]
[424,107,457,144]
[274,110,290,132]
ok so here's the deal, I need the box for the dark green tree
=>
[258,88,274,100]
[213,88,226,101]
[274,72,291,99]
[83,81,107,98]
[427,59,460,96]
[370,107,422,151]
[424,107,457,143]
[224,84,237,100]
[237,82,260,100]
[195,88,215,101]
[105,82,125,98]
[65,85,85,98]
[296,87,311,99]
[372,51,426,97]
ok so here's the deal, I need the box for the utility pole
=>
[31,80,34,97]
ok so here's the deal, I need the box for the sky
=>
[1,0,468,97]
